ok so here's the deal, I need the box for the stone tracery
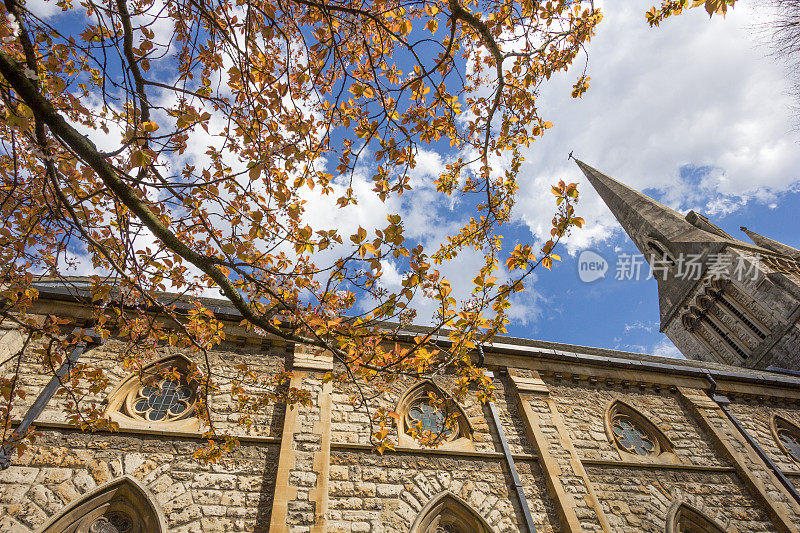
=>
[105,354,200,432]
[605,399,676,461]
[772,415,800,463]
[396,380,474,450]
[612,415,657,456]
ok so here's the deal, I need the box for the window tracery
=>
[408,402,452,438]
[396,380,473,451]
[605,400,676,461]
[612,415,657,456]
[105,355,200,432]
[87,510,134,533]
[132,379,194,422]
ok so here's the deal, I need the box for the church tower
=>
[577,160,800,371]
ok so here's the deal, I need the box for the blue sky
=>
[491,0,800,356]
[41,0,800,359]
[500,183,800,357]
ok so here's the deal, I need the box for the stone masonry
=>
[3,288,800,531]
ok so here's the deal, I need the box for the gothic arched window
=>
[105,355,200,432]
[666,502,725,533]
[396,380,473,451]
[39,476,166,533]
[772,415,800,463]
[681,278,772,365]
[410,492,492,533]
[605,400,676,461]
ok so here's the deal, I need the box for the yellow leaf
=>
[130,150,151,168]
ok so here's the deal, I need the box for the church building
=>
[577,161,800,372]
[1,162,800,532]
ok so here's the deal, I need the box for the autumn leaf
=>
[0,0,599,461]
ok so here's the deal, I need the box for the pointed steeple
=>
[575,160,764,326]
[740,227,800,259]
[575,159,800,372]
[574,160,712,256]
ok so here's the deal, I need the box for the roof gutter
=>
[29,284,800,392]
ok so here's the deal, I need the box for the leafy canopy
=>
[0,0,733,459]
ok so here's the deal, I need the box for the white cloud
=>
[37,0,800,343]
[23,0,61,19]
[514,0,800,254]
[623,320,656,333]
[651,337,684,359]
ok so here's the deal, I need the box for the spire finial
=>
[740,226,800,259]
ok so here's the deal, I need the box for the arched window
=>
[772,415,800,463]
[679,277,768,364]
[666,502,725,533]
[410,492,492,533]
[105,354,200,432]
[605,400,676,461]
[39,476,167,533]
[682,278,774,366]
[396,380,473,451]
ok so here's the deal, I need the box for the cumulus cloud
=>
[23,0,62,19]
[41,0,800,345]
[514,0,800,254]
[651,337,684,359]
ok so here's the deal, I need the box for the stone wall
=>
[2,316,800,532]
[327,451,559,533]
[329,371,522,454]
[0,429,279,532]
[726,400,800,477]
[545,379,724,466]
[0,329,291,438]
[586,466,773,532]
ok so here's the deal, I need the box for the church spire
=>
[574,160,759,327]
[740,226,800,259]
[574,160,704,258]
[575,159,800,371]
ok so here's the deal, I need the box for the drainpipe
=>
[479,344,537,533]
[0,328,100,470]
[704,371,800,506]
